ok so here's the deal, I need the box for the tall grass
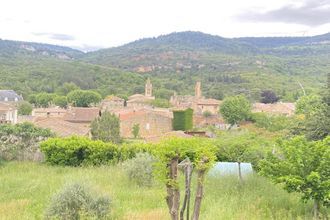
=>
[0,162,327,219]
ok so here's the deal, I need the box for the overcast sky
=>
[0,0,329,51]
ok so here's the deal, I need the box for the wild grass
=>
[0,161,327,219]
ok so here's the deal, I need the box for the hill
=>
[80,31,329,101]
[0,32,329,101]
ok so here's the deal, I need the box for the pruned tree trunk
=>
[166,156,180,220]
[179,159,193,220]
[238,161,243,182]
[192,158,208,220]
[313,200,319,220]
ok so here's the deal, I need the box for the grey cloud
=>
[237,0,330,26]
[33,32,75,41]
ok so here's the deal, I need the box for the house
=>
[101,95,125,111]
[252,102,295,116]
[33,107,100,137]
[0,90,23,102]
[0,102,18,124]
[32,107,67,118]
[63,107,100,123]
[170,82,221,115]
[126,78,155,108]
[114,108,173,138]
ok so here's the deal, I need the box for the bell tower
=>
[195,81,201,98]
[145,78,152,97]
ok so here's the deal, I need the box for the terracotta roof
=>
[33,108,67,113]
[34,117,90,137]
[115,108,173,121]
[63,107,100,123]
[253,102,295,115]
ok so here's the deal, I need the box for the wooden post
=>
[166,156,180,220]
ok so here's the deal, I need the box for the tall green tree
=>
[17,101,33,115]
[295,94,323,116]
[220,95,251,126]
[259,136,330,219]
[90,111,121,144]
[53,96,68,108]
[67,90,101,107]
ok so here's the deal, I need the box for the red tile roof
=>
[63,107,100,123]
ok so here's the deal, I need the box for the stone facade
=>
[32,107,67,118]
[170,81,221,115]
[101,96,125,111]
[116,108,173,138]
[0,103,17,124]
[127,79,155,108]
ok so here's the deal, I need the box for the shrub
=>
[90,111,121,144]
[132,123,140,139]
[220,95,251,125]
[123,152,156,187]
[17,101,33,115]
[0,122,54,161]
[251,112,291,132]
[40,136,143,166]
[45,183,111,219]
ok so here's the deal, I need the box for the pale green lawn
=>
[0,162,326,219]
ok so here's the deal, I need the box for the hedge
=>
[40,136,145,166]
[172,108,193,131]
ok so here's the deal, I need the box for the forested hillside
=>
[0,32,329,101]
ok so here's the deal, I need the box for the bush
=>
[251,113,291,132]
[0,123,54,161]
[123,152,156,187]
[17,101,33,115]
[45,183,111,219]
[40,136,142,166]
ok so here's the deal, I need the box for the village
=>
[0,79,295,141]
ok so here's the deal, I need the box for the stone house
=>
[0,102,18,124]
[32,107,67,118]
[101,95,125,111]
[115,108,173,138]
[170,81,221,115]
[127,78,155,108]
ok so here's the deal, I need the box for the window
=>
[146,123,150,130]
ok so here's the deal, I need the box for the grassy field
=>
[0,161,326,220]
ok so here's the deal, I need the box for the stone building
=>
[113,107,173,138]
[32,107,67,118]
[252,102,295,116]
[170,81,221,115]
[101,95,125,111]
[127,78,155,108]
[0,102,17,124]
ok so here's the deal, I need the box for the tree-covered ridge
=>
[0,31,329,101]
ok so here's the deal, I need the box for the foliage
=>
[215,131,273,171]
[123,152,156,187]
[90,111,121,144]
[40,136,139,166]
[2,162,326,219]
[55,82,80,95]
[151,98,170,108]
[0,122,54,161]
[17,101,33,115]
[304,105,330,141]
[295,94,323,116]
[259,136,330,216]
[260,90,279,103]
[251,112,291,132]
[45,183,111,219]
[35,92,55,108]
[67,90,101,107]
[132,123,140,139]
[203,111,212,118]
[172,108,193,131]
[53,95,68,108]
[220,95,251,125]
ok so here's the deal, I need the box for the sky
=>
[0,0,329,51]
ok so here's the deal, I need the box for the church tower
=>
[195,81,201,99]
[145,78,152,97]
